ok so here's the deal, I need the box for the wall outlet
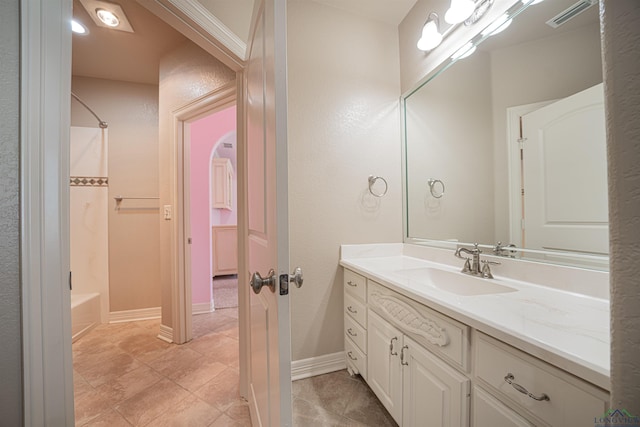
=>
[163,205,172,220]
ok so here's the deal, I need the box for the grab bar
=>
[114,195,159,202]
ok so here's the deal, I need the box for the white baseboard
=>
[291,351,346,381]
[193,301,215,315]
[157,324,173,343]
[109,306,161,324]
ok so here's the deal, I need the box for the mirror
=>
[403,0,608,269]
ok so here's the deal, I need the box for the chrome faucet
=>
[454,243,500,279]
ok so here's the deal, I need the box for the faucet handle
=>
[481,263,494,279]
[473,243,481,253]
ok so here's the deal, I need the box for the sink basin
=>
[393,267,518,296]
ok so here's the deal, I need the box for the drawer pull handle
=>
[347,351,357,361]
[347,306,357,314]
[504,374,550,402]
[347,280,357,287]
[400,345,409,366]
[347,328,357,337]
[390,337,398,356]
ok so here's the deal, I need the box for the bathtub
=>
[71,293,100,342]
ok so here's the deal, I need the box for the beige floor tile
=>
[207,413,251,427]
[292,397,359,427]
[291,370,361,416]
[114,378,191,426]
[342,378,397,427]
[187,333,239,368]
[142,395,222,427]
[193,368,241,412]
[169,359,228,393]
[77,408,132,427]
[74,388,117,426]
[147,346,205,377]
[94,365,163,406]
[223,400,251,424]
[116,330,172,358]
[76,352,143,388]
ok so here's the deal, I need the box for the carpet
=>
[212,275,238,309]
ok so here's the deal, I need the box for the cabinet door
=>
[368,309,403,424]
[473,387,533,427]
[402,335,470,427]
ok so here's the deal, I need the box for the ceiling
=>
[72,0,187,85]
[72,0,419,85]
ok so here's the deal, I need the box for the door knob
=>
[279,267,304,295]
[250,269,276,294]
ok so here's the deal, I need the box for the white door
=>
[522,83,608,255]
[245,0,293,426]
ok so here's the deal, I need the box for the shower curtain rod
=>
[71,92,108,129]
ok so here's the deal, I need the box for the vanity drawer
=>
[345,334,367,380]
[344,269,366,301]
[345,314,367,354]
[344,292,367,328]
[475,333,608,427]
[367,280,470,371]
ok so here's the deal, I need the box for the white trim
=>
[137,0,245,71]
[109,307,162,323]
[21,0,75,425]
[506,101,553,246]
[171,83,237,345]
[192,301,215,315]
[291,352,347,381]
[157,324,174,343]
[166,0,246,59]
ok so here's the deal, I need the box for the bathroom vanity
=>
[341,243,609,427]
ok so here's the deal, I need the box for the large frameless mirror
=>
[403,0,607,269]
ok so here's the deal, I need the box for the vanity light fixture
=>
[71,19,89,35]
[451,42,476,60]
[417,13,444,51]
[522,0,545,4]
[445,0,476,24]
[481,13,513,37]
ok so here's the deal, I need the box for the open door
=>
[522,83,608,255]
[245,0,297,426]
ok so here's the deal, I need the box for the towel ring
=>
[427,178,445,198]
[368,175,388,197]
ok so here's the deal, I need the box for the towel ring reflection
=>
[427,178,445,198]
[368,175,388,197]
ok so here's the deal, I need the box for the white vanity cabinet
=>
[342,267,609,427]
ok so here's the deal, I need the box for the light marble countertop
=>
[340,244,610,391]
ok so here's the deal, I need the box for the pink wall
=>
[190,105,237,305]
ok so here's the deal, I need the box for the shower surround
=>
[70,126,109,340]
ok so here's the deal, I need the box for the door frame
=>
[506,100,553,246]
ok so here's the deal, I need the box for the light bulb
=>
[71,19,88,34]
[96,8,120,27]
[481,14,513,37]
[445,0,476,24]
[417,20,443,51]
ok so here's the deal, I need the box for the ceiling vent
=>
[546,0,597,28]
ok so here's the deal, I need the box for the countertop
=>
[340,246,610,391]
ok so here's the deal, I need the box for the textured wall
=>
[71,76,162,313]
[0,0,23,423]
[287,1,403,361]
[158,41,235,328]
[601,0,640,412]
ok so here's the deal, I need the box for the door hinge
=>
[518,137,527,150]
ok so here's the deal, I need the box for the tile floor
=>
[73,309,395,426]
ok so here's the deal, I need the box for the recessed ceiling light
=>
[79,0,134,33]
[95,8,119,27]
[71,19,89,35]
